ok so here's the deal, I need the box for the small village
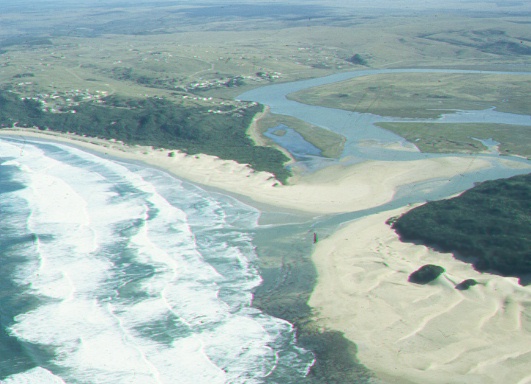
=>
[184,71,282,92]
[14,82,260,119]
[17,86,109,113]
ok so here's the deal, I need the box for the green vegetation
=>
[346,54,367,66]
[455,279,478,290]
[408,264,445,284]
[392,173,531,284]
[287,73,531,118]
[421,28,531,56]
[12,73,34,79]
[376,122,531,158]
[0,36,53,49]
[0,90,291,183]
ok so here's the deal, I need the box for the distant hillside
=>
[391,173,531,284]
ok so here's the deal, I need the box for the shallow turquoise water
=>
[0,138,314,383]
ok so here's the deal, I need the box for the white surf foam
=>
[3,367,66,384]
[1,139,312,383]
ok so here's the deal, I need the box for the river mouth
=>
[237,67,531,248]
[238,68,531,383]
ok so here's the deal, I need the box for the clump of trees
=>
[392,173,531,284]
[346,54,367,66]
[455,279,478,290]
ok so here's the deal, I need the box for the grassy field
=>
[288,73,531,118]
[377,122,531,158]
[2,3,530,160]
[2,3,531,103]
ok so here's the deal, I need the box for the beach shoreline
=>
[2,128,530,383]
[0,128,502,215]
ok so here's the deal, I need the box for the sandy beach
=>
[2,128,531,383]
[0,128,498,215]
[309,208,531,384]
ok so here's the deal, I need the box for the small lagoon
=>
[264,124,321,158]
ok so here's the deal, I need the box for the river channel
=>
[239,69,531,166]
[238,68,531,227]
[238,68,531,383]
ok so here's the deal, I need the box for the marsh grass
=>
[377,122,531,158]
[288,73,531,119]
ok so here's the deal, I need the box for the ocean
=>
[0,138,314,383]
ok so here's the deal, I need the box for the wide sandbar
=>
[0,129,496,215]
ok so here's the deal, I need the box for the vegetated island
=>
[287,73,531,159]
[391,172,531,285]
[376,122,531,158]
[0,89,291,183]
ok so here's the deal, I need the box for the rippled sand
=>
[310,208,531,384]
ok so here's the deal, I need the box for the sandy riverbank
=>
[0,128,496,215]
[309,207,531,384]
[246,105,271,147]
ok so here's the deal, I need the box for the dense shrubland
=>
[0,90,291,183]
[392,173,531,283]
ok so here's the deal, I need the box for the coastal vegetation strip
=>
[391,173,531,283]
[0,89,292,183]
[376,122,531,158]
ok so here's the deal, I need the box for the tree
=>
[347,54,367,66]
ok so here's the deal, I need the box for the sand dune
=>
[309,207,531,384]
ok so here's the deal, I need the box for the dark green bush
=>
[408,264,445,284]
[455,279,478,290]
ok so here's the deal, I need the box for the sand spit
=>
[309,207,531,384]
[0,129,493,215]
